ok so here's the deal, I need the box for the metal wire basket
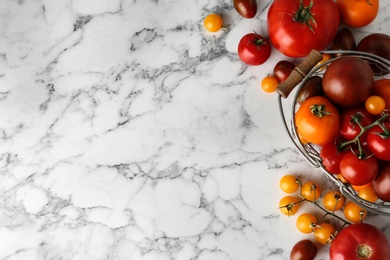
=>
[277,49,390,216]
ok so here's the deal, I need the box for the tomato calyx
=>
[357,244,372,258]
[310,104,331,118]
[249,33,268,50]
[293,0,316,32]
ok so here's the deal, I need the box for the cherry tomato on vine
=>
[365,95,386,115]
[301,181,321,202]
[339,106,374,142]
[320,140,349,175]
[279,196,300,216]
[314,223,336,245]
[340,151,379,186]
[336,0,379,28]
[358,185,378,203]
[344,201,366,223]
[267,0,340,57]
[367,122,390,161]
[203,14,223,33]
[296,213,317,234]
[237,33,271,66]
[261,75,278,93]
[279,175,299,193]
[323,190,345,211]
[295,96,340,146]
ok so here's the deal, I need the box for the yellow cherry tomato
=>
[279,175,299,193]
[314,223,336,244]
[365,95,386,115]
[261,75,279,93]
[296,213,317,234]
[322,190,345,211]
[203,14,223,33]
[279,196,300,216]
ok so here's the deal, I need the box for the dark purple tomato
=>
[273,60,295,83]
[290,239,317,260]
[357,33,390,75]
[233,0,258,19]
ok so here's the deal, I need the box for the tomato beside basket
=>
[277,50,390,216]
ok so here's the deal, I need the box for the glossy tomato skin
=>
[233,0,257,19]
[237,33,271,66]
[339,106,374,142]
[295,96,340,146]
[267,0,340,58]
[371,162,390,202]
[273,60,295,83]
[340,152,378,186]
[358,33,390,76]
[290,239,317,260]
[367,122,390,161]
[330,223,390,260]
[322,57,374,107]
[336,0,379,28]
[330,28,356,54]
[373,79,390,109]
[320,140,348,174]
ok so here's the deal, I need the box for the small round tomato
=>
[203,14,223,33]
[233,0,257,19]
[358,185,378,203]
[290,239,317,260]
[344,201,366,223]
[339,106,374,142]
[320,140,349,175]
[314,223,336,245]
[340,151,379,186]
[261,75,278,93]
[365,95,386,115]
[330,223,390,260]
[367,122,390,161]
[330,28,357,54]
[301,181,321,202]
[279,175,299,193]
[296,213,317,234]
[273,60,295,83]
[238,33,271,66]
[279,196,300,216]
[371,161,390,202]
[323,190,345,211]
[295,96,340,146]
[357,34,390,76]
[336,0,379,28]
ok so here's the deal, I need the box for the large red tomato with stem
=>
[267,0,340,58]
[330,223,390,260]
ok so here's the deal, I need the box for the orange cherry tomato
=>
[261,75,279,93]
[203,14,223,33]
[336,0,379,28]
[295,96,340,146]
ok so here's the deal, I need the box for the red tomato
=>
[330,223,390,260]
[371,162,390,202]
[267,0,340,58]
[339,106,375,142]
[290,239,317,260]
[340,152,378,186]
[237,33,271,66]
[320,140,349,174]
[367,122,390,161]
[233,0,257,19]
[373,79,390,109]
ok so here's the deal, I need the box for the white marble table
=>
[0,0,389,259]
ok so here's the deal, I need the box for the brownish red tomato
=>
[357,33,390,75]
[233,0,257,19]
[273,60,295,83]
[371,162,390,202]
[373,79,390,109]
[290,239,317,260]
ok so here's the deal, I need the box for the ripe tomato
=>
[296,213,317,234]
[295,96,340,146]
[322,57,375,108]
[330,28,357,54]
[322,190,345,211]
[290,239,317,260]
[203,14,223,33]
[301,181,322,202]
[279,196,300,216]
[339,106,374,142]
[279,175,299,193]
[373,79,390,109]
[273,60,295,83]
[313,223,335,245]
[267,0,339,58]
[336,0,379,28]
[357,33,390,75]
[358,185,378,203]
[233,0,257,19]
[340,151,378,186]
[261,75,278,93]
[365,95,386,115]
[343,201,366,223]
[367,122,390,161]
[371,162,390,202]
[320,140,349,174]
[296,76,323,105]
[330,223,390,260]
[237,33,271,66]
